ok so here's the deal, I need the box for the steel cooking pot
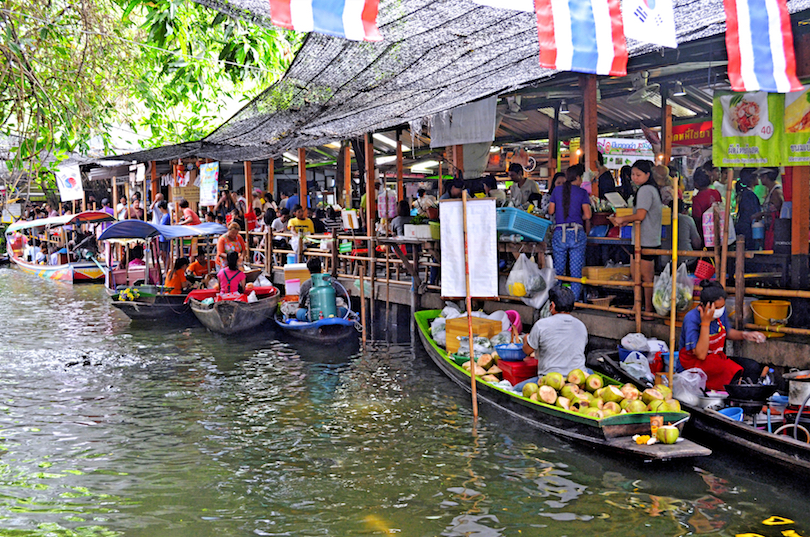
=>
[723,383,778,401]
[784,370,810,406]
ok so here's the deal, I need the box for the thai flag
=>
[268,0,382,42]
[724,0,802,92]
[534,0,627,76]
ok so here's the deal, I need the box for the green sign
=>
[713,87,810,167]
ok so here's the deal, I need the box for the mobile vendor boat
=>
[188,286,280,335]
[588,349,810,475]
[4,211,115,283]
[275,275,359,344]
[99,220,227,321]
[415,310,711,461]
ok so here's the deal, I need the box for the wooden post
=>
[453,144,464,175]
[437,161,443,197]
[462,190,479,420]
[735,235,746,330]
[331,234,339,278]
[396,133,404,201]
[719,168,733,285]
[298,148,307,207]
[359,264,367,347]
[549,105,559,173]
[344,144,353,208]
[634,222,642,332]
[667,182,678,387]
[266,228,273,275]
[660,84,672,165]
[150,160,158,207]
[364,133,376,228]
[791,166,809,288]
[244,161,253,212]
[112,179,119,219]
[267,158,275,205]
[580,74,599,174]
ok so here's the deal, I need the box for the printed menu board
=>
[713,87,810,167]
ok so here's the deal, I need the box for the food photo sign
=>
[713,86,810,167]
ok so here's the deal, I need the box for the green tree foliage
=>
[0,0,299,199]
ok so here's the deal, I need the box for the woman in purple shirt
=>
[548,165,592,301]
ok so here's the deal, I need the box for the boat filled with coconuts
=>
[415,310,711,461]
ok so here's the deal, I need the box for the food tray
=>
[496,208,552,242]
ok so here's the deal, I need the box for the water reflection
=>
[0,268,808,536]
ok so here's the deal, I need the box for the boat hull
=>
[191,295,279,335]
[274,315,358,344]
[111,294,193,321]
[416,310,710,461]
[10,255,105,283]
[588,349,810,474]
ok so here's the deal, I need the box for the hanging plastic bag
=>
[507,254,545,297]
[675,263,695,311]
[621,333,650,352]
[520,265,557,310]
[652,262,673,316]
[619,351,654,383]
[673,368,708,406]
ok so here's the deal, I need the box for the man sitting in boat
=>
[679,280,766,391]
[295,258,346,321]
[217,251,247,296]
[522,286,588,376]
[35,244,49,265]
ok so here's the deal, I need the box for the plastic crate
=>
[496,208,552,242]
[498,357,538,386]
[495,343,526,361]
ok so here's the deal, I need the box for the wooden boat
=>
[188,286,280,335]
[99,221,228,322]
[275,313,359,344]
[4,211,116,283]
[587,349,810,474]
[415,310,711,461]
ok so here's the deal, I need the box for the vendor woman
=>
[679,280,766,391]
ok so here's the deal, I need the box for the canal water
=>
[0,267,807,537]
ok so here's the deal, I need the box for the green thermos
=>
[309,273,337,321]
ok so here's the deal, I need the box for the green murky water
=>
[0,267,807,536]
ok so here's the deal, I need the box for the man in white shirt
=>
[507,163,540,208]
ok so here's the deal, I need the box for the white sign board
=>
[2,203,21,224]
[440,198,498,298]
[199,162,220,206]
[55,164,84,202]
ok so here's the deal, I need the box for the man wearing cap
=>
[753,167,783,250]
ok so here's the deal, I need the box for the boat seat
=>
[110,266,159,287]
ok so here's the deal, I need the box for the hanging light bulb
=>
[560,100,569,114]
[672,81,686,96]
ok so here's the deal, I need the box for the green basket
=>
[429,221,441,240]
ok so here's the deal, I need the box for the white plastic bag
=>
[520,266,557,310]
[507,254,545,298]
[620,351,654,383]
[652,262,673,316]
[675,263,695,311]
[673,368,708,405]
[621,333,650,352]
[247,291,258,303]
[256,274,272,287]
[456,336,493,358]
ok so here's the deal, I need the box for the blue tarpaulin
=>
[98,221,227,241]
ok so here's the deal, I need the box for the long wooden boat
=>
[188,287,280,335]
[587,349,810,474]
[5,211,116,283]
[99,221,227,322]
[275,313,359,344]
[415,310,711,461]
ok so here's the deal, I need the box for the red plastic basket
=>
[695,260,715,280]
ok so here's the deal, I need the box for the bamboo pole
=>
[667,183,678,387]
[743,323,810,336]
[633,222,642,332]
[719,169,733,285]
[735,235,745,330]
[461,190,479,420]
[359,264,367,347]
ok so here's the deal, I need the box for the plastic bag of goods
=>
[507,254,546,298]
[673,368,708,406]
[456,336,494,358]
[652,262,673,316]
[620,351,654,383]
[520,265,557,310]
[621,333,650,352]
[675,263,694,311]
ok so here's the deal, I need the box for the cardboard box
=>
[445,316,503,354]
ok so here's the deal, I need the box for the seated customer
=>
[217,251,246,295]
[679,280,766,391]
[522,287,588,377]
[165,257,192,295]
[295,257,346,321]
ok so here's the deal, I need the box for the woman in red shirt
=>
[690,168,721,244]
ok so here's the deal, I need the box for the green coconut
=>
[555,396,571,410]
[543,371,565,391]
[656,425,680,444]
[642,388,665,405]
[585,374,604,393]
[601,385,625,404]
[655,384,673,400]
[662,399,682,412]
[567,369,587,387]
[626,400,648,413]
[537,385,558,405]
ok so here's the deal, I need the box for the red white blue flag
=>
[534,0,628,76]
[723,0,802,93]
[268,0,382,42]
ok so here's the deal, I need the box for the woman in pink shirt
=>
[217,251,246,295]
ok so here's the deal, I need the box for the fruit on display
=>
[477,354,495,370]
[601,385,625,403]
[567,369,587,387]
[648,399,666,412]
[620,383,641,401]
[626,400,648,413]
[522,383,539,398]
[655,384,673,400]
[641,388,665,405]
[656,425,680,444]
[555,396,571,410]
[537,385,557,405]
[543,371,565,391]
[585,374,604,393]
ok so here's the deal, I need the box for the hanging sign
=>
[784,85,810,165]
[54,164,84,202]
[199,162,220,206]
[672,121,712,146]
[440,198,498,298]
[596,137,655,169]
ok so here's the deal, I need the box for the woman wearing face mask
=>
[678,280,766,390]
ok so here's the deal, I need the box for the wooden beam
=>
[396,133,404,201]
[344,144,352,208]
[267,158,275,204]
[549,105,559,173]
[298,148,307,207]
[150,160,158,207]
[579,74,598,175]
[453,144,464,175]
[662,98,673,165]
[365,133,375,229]
[244,161,253,213]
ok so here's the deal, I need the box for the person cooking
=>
[678,280,766,391]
